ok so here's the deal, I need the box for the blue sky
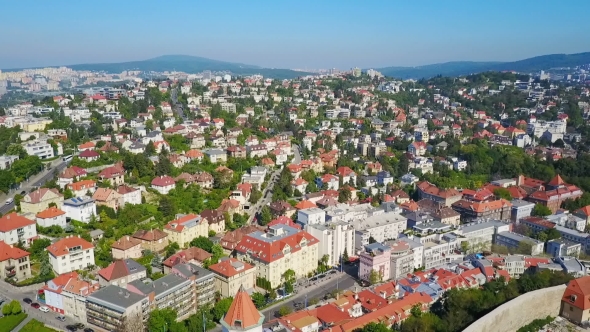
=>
[1,0,590,70]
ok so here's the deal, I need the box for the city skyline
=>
[2,1,590,70]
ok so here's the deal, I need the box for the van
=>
[5,198,13,205]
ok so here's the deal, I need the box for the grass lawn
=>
[19,319,60,332]
[0,313,27,332]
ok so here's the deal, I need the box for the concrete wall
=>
[463,284,566,332]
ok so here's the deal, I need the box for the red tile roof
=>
[111,236,142,250]
[0,213,35,232]
[47,236,94,257]
[151,175,175,186]
[163,247,212,268]
[208,258,254,278]
[0,240,29,261]
[36,207,66,219]
[562,276,590,310]
[235,227,318,263]
[223,285,263,329]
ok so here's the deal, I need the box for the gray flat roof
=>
[87,285,146,313]
[128,273,190,298]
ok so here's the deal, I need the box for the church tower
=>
[221,285,264,332]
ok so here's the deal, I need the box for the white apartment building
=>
[297,208,326,226]
[352,211,407,249]
[306,222,355,267]
[0,213,37,246]
[235,225,319,288]
[47,236,95,274]
[495,232,545,255]
[455,219,511,252]
[527,119,566,139]
[388,240,415,280]
[23,140,54,159]
[62,196,97,223]
[413,234,460,269]
[220,102,237,113]
[324,203,375,223]
[36,207,67,228]
[0,155,18,170]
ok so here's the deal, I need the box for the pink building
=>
[359,243,391,283]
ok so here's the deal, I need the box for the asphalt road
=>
[0,281,76,331]
[0,159,67,215]
[261,270,359,320]
[292,144,302,164]
[170,88,186,119]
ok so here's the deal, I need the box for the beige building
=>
[42,271,100,322]
[0,241,31,280]
[111,236,143,259]
[92,188,123,211]
[560,275,590,324]
[209,258,256,298]
[132,229,168,252]
[20,188,64,214]
[163,214,209,248]
[235,225,319,288]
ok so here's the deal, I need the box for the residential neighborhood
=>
[2,61,590,332]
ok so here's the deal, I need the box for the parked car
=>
[23,298,32,304]
[66,325,78,332]
[39,306,50,313]
[56,316,66,322]
[83,329,95,332]
[74,323,85,329]
[31,303,40,309]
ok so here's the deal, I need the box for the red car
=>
[30,303,40,309]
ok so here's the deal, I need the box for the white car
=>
[39,306,50,313]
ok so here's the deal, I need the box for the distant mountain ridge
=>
[3,54,309,79]
[377,52,590,79]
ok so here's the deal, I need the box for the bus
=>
[62,155,73,162]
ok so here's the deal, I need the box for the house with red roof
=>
[98,259,147,287]
[78,141,96,152]
[162,247,212,274]
[408,141,427,156]
[42,271,100,317]
[58,166,88,188]
[560,275,590,324]
[0,213,37,246]
[151,175,176,194]
[47,235,95,274]
[78,149,100,161]
[21,188,64,214]
[111,235,143,260]
[98,165,125,186]
[221,285,264,332]
[209,258,256,298]
[0,240,31,280]
[67,179,97,197]
[163,214,209,247]
[36,206,66,228]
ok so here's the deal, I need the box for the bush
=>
[0,312,27,332]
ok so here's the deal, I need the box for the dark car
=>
[23,298,32,304]
[20,190,26,195]
[30,302,40,309]
[83,329,94,332]
[66,325,78,332]
[56,316,66,322]
[74,323,85,329]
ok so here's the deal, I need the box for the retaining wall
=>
[463,284,566,332]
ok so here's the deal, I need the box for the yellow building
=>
[235,225,319,288]
[22,118,52,132]
[163,214,209,248]
[209,258,256,298]
[20,188,64,214]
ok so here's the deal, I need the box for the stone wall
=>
[463,284,566,332]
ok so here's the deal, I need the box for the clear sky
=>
[1,0,590,70]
